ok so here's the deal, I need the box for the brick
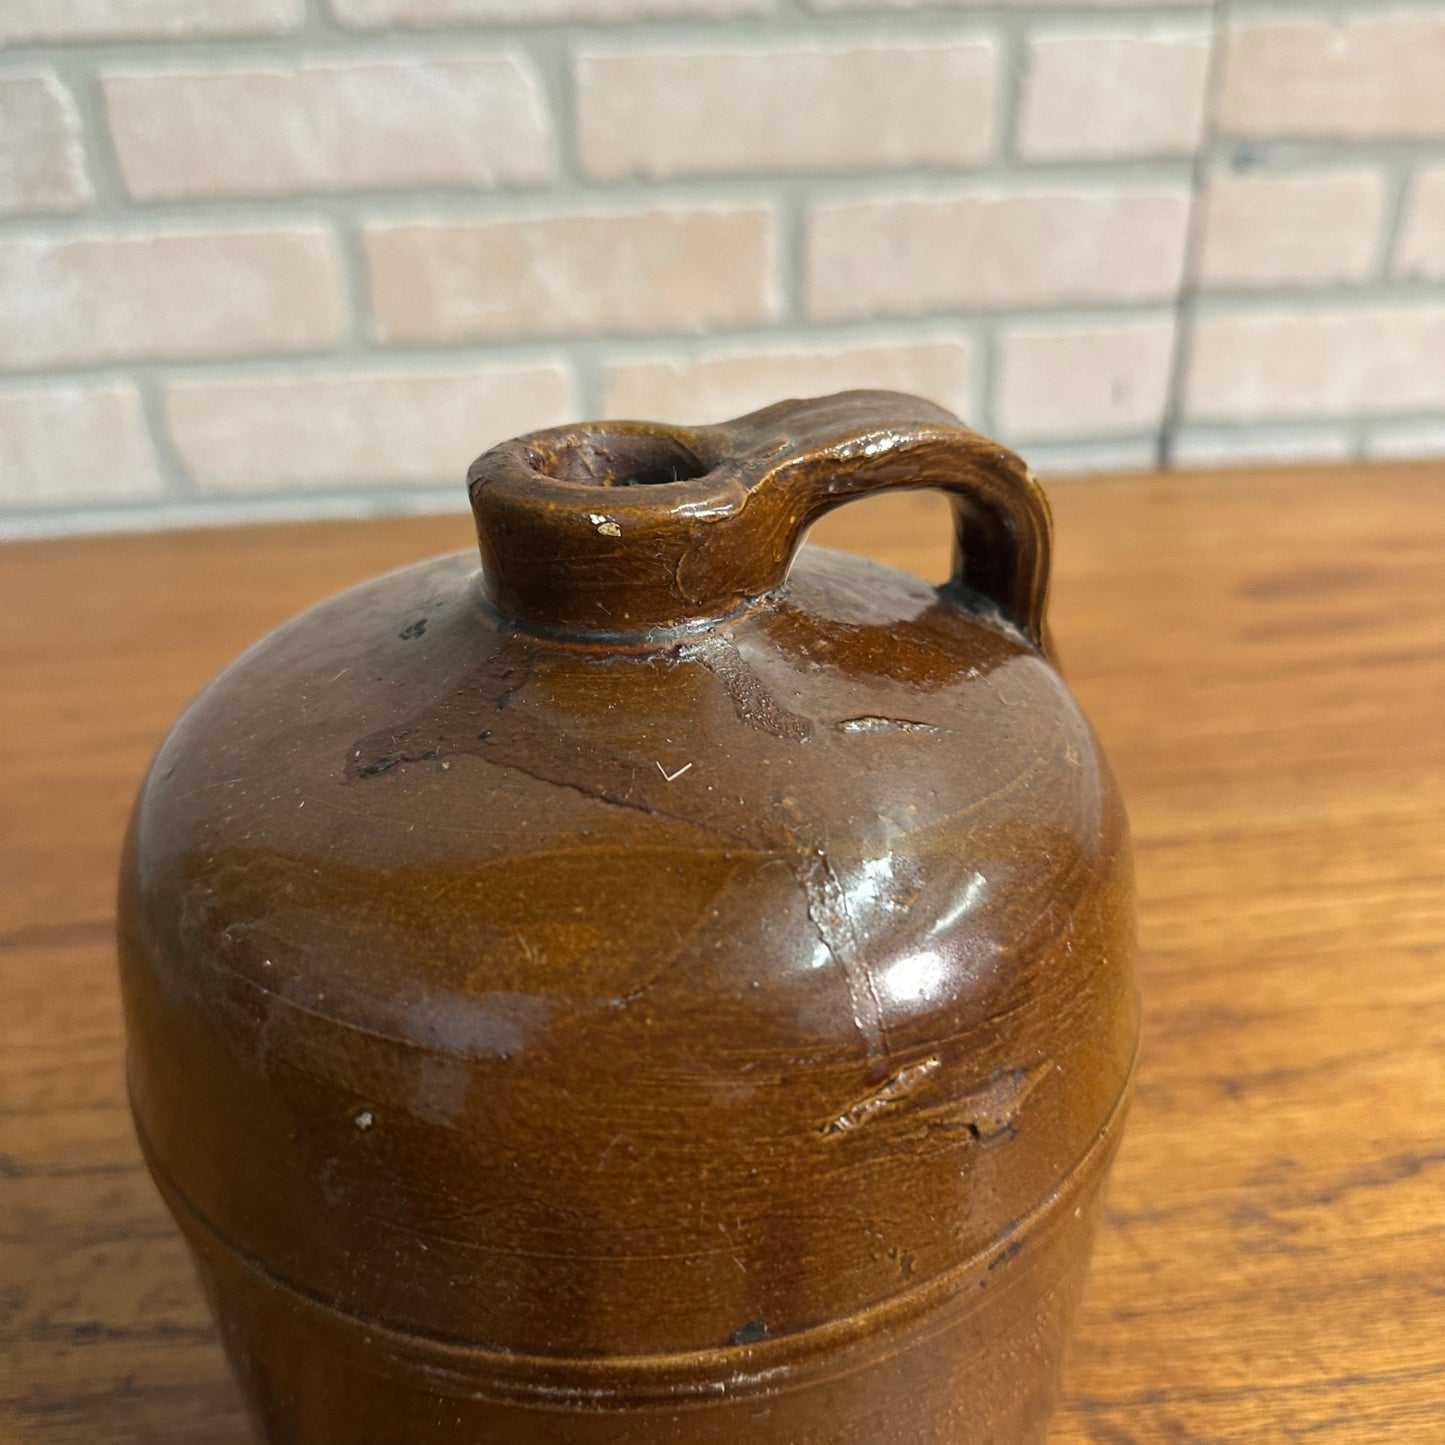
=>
[1017,26,1210,161]
[366,206,776,343]
[602,335,973,423]
[1199,169,1386,289]
[1394,167,1445,282]
[0,73,90,215]
[0,227,344,371]
[995,316,1174,442]
[0,0,299,42]
[806,186,1190,321]
[0,383,160,508]
[577,40,995,181]
[104,57,550,202]
[1221,14,1445,140]
[809,0,1199,8]
[1170,425,1355,467]
[166,363,573,495]
[331,0,770,25]
[1185,305,1445,422]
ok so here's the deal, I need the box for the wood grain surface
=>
[3,462,1443,1443]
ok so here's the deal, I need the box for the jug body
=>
[119,392,1137,1443]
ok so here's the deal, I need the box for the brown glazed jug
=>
[118,391,1137,1444]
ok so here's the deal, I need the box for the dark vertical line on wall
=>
[1159,0,1234,468]
[134,369,199,504]
[1373,164,1415,283]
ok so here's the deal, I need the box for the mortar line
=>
[325,204,377,354]
[777,181,806,328]
[0,8,1221,70]
[994,4,1029,168]
[570,342,606,419]
[975,320,1001,438]
[1158,0,1233,467]
[1373,162,1416,285]
[132,365,198,504]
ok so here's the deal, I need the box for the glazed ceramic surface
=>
[118,392,1137,1443]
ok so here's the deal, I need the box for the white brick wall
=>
[331,0,773,25]
[165,362,575,493]
[809,0,1202,8]
[576,40,997,180]
[1016,27,1211,162]
[1198,169,1387,289]
[0,1,1441,533]
[0,383,161,504]
[1395,168,1445,282]
[364,204,777,341]
[0,74,92,215]
[601,333,974,422]
[805,186,1193,319]
[103,57,553,200]
[1185,305,1445,422]
[995,316,1176,441]
[0,227,345,369]
[1220,13,1445,141]
[0,0,302,43]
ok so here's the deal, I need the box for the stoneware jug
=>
[118,391,1137,1444]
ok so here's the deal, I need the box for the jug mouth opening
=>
[522,427,713,491]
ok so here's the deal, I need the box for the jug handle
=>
[723,391,1055,658]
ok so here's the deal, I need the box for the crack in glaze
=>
[823,1057,942,1136]
[835,716,943,736]
[679,637,812,742]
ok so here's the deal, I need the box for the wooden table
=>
[3,463,1443,1442]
